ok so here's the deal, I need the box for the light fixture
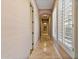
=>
[43,14,47,17]
[43,23,47,25]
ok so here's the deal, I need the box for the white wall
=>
[31,0,40,47]
[34,12,39,47]
[39,9,52,15]
[72,0,78,58]
[52,7,57,40]
[1,0,33,59]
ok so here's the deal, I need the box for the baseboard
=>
[54,40,72,59]
[52,37,72,59]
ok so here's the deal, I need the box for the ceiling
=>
[35,0,54,9]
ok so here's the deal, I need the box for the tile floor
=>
[29,34,61,59]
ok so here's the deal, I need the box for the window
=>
[64,0,73,54]
[57,0,73,56]
[58,0,64,42]
[53,0,77,58]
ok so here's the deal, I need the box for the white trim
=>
[54,44,63,59]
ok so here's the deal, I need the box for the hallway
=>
[29,34,61,59]
[1,0,78,59]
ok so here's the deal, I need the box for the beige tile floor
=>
[29,34,61,59]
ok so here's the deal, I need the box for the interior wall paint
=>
[1,0,32,59]
[31,0,40,47]
[52,7,57,40]
[35,0,54,9]
[72,0,78,58]
[39,9,52,15]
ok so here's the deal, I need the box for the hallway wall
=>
[1,0,36,59]
[31,0,40,48]
[52,6,57,40]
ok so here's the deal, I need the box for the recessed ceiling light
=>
[43,23,47,25]
[43,15,47,17]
